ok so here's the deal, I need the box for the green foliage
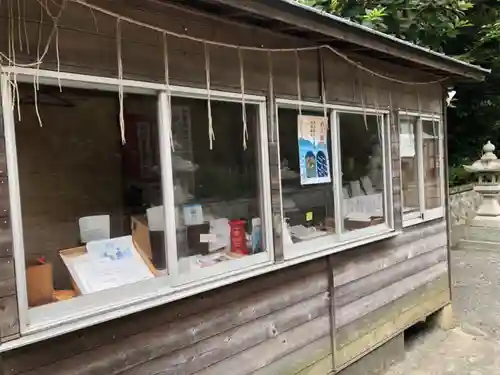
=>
[449,163,474,187]
[300,0,474,50]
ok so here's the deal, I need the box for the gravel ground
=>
[384,249,500,375]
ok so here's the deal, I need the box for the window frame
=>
[163,87,275,286]
[0,66,399,350]
[399,111,445,227]
[0,67,275,335]
[276,99,394,260]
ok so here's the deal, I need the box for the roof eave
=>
[206,0,489,81]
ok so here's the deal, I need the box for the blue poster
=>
[298,115,332,185]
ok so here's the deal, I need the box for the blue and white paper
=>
[298,115,331,185]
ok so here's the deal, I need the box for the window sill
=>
[284,224,396,261]
[403,207,444,228]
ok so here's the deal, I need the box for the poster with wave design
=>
[297,115,331,186]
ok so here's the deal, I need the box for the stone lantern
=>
[461,141,500,250]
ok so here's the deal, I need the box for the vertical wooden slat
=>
[391,110,403,230]
[442,86,453,301]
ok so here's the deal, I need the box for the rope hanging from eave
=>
[238,48,248,150]
[204,42,215,150]
[116,17,126,144]
[0,0,446,86]
[163,32,175,152]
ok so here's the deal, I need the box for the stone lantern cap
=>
[464,141,500,173]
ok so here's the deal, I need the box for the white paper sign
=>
[183,204,204,226]
[147,205,164,231]
[200,233,216,243]
[64,236,154,295]
[343,193,383,217]
[400,134,416,158]
[79,215,110,243]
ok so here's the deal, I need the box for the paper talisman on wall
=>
[297,115,331,185]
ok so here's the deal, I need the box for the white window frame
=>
[399,111,445,227]
[162,87,275,286]
[276,99,394,260]
[0,67,274,337]
[0,66,398,351]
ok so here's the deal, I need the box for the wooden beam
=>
[207,0,486,81]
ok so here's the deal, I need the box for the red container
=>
[230,219,248,255]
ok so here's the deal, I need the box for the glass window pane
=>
[278,108,335,245]
[171,98,267,276]
[400,116,420,215]
[422,119,441,209]
[339,113,385,232]
[16,83,164,308]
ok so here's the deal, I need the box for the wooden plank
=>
[0,295,19,341]
[3,259,327,375]
[0,258,15,298]
[116,294,329,375]
[0,177,10,218]
[191,315,330,375]
[209,0,484,80]
[337,333,404,375]
[250,336,332,375]
[336,275,449,348]
[335,246,446,308]
[336,262,448,329]
[333,230,446,288]
[336,289,449,369]
[0,138,7,177]
[12,269,327,375]
[295,354,333,375]
[0,231,13,258]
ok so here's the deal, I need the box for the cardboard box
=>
[26,263,54,307]
[59,238,159,296]
[131,215,152,259]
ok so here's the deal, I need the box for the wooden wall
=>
[0,1,449,374]
[0,220,448,375]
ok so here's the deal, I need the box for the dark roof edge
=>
[209,0,490,81]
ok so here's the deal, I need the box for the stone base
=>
[428,303,455,330]
[471,215,500,229]
[458,239,500,252]
[458,225,500,251]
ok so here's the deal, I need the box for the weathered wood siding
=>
[0,0,442,112]
[0,1,449,374]
[0,221,448,375]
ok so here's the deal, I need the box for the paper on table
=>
[289,225,326,240]
[345,212,372,222]
[208,218,230,252]
[183,204,204,226]
[79,215,110,243]
[343,193,383,217]
[67,236,154,295]
[147,205,164,231]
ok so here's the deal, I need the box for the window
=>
[6,80,174,330]
[399,114,444,225]
[278,107,337,255]
[278,101,393,259]
[1,68,396,340]
[169,96,272,284]
[337,112,388,235]
[1,73,274,332]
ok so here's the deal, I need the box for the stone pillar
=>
[460,141,500,250]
